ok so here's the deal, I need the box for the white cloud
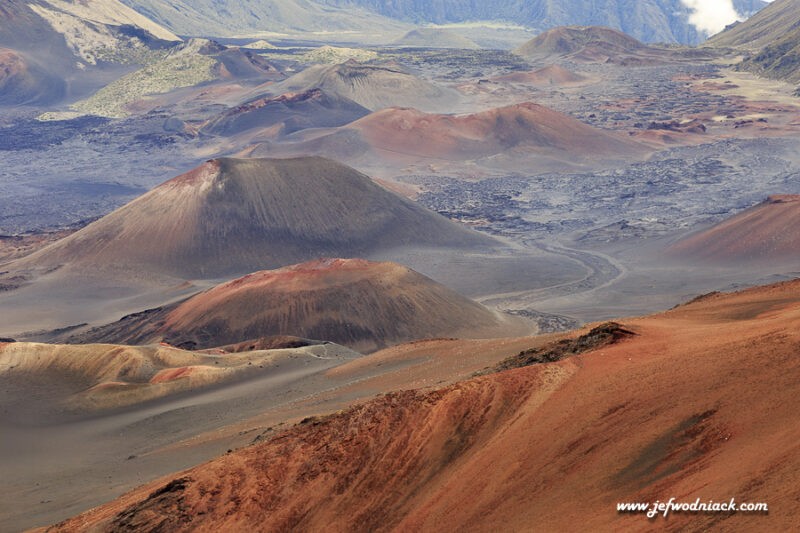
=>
[681,0,742,35]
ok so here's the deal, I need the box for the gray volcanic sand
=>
[0,269,206,338]
[0,244,584,339]
[0,243,586,531]
[0,344,357,531]
[367,245,586,298]
[518,235,800,323]
[0,330,546,531]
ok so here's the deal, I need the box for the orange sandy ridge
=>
[45,278,800,532]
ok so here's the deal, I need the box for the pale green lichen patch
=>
[70,53,218,118]
[299,46,378,65]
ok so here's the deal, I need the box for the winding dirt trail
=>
[477,238,627,328]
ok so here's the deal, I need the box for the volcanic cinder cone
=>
[667,195,800,264]
[69,258,525,352]
[13,157,495,279]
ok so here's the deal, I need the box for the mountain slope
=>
[707,0,800,84]
[68,39,282,118]
[741,38,800,84]
[347,103,644,158]
[0,0,180,104]
[68,259,522,352]
[318,0,766,45]
[202,88,370,138]
[266,61,458,112]
[667,194,800,264]
[120,0,767,45]
[255,103,647,173]
[48,278,800,531]
[514,26,681,64]
[10,157,495,279]
[494,64,588,85]
[392,28,479,49]
[120,0,410,39]
[0,48,66,105]
[517,25,647,55]
[0,339,358,411]
[1,0,178,64]
[0,1,77,76]
[707,0,800,50]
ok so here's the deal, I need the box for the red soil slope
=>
[70,258,525,352]
[0,47,28,82]
[514,25,655,63]
[201,88,370,137]
[0,47,64,104]
[668,194,800,264]
[347,102,644,160]
[48,279,800,531]
[494,64,588,85]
